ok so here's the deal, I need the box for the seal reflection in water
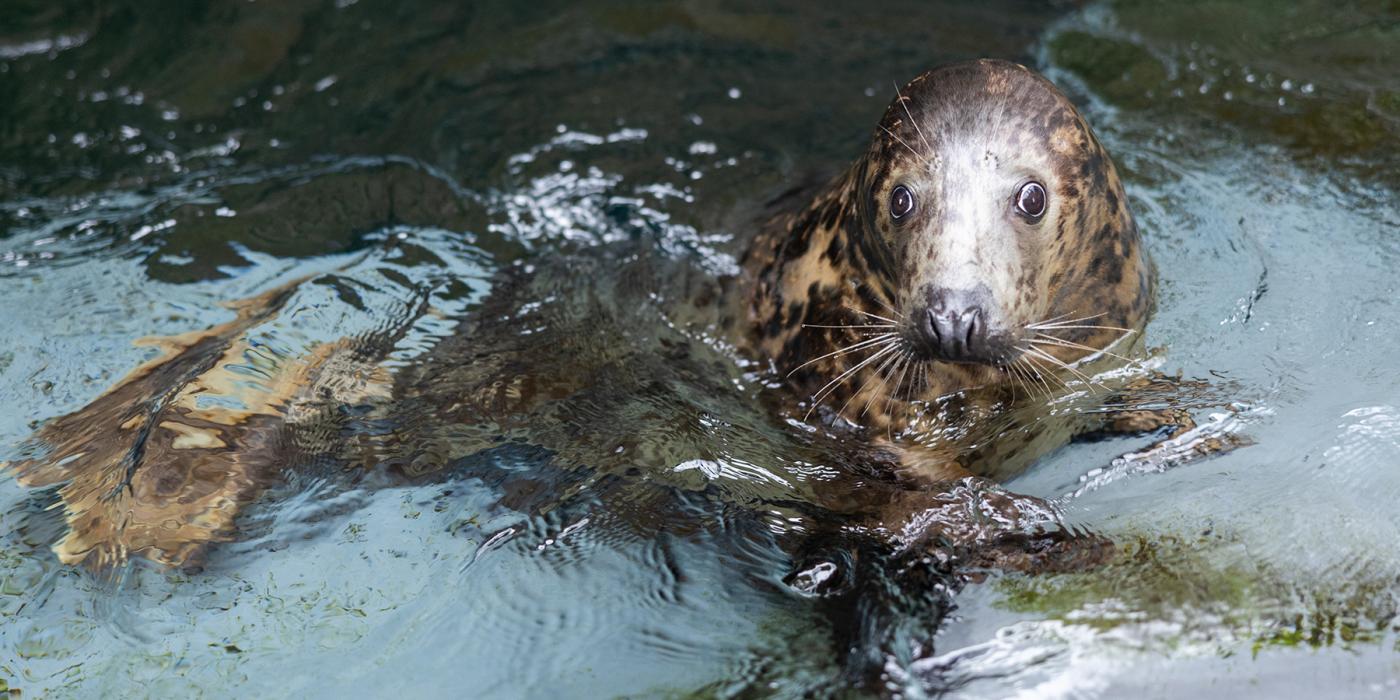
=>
[6,59,1225,676]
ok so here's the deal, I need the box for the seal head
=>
[857,60,1150,367]
[745,59,1152,427]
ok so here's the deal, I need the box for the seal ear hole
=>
[1014,181,1047,221]
[890,184,915,221]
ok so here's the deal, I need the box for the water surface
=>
[1,0,1398,697]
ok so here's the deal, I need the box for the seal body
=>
[5,59,1157,571]
[741,59,1153,481]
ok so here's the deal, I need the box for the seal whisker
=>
[1031,322,1136,335]
[1026,312,1111,330]
[893,82,935,160]
[1020,363,1047,404]
[881,349,915,440]
[888,349,914,411]
[843,305,900,324]
[894,350,915,405]
[1031,310,1078,326]
[1020,352,1068,396]
[1023,361,1052,403]
[1032,325,1138,336]
[801,323,897,330]
[878,125,923,162]
[855,288,906,320]
[997,365,1018,402]
[804,343,901,419]
[787,334,897,376]
[1030,334,1134,363]
[1000,372,1015,404]
[839,345,903,419]
[1013,357,1052,401]
[1005,362,1034,403]
[1024,345,1104,392]
[856,347,906,418]
[1019,348,1069,392]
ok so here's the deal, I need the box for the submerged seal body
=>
[5,59,1172,573]
[743,59,1153,480]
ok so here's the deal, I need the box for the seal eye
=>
[890,185,915,220]
[1015,181,1047,220]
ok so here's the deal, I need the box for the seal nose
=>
[917,287,995,363]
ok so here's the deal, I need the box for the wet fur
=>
[5,61,1159,571]
[742,60,1153,481]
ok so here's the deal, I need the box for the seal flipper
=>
[3,279,312,568]
[2,277,399,569]
[1078,371,1251,468]
[868,478,1113,575]
[788,476,1110,690]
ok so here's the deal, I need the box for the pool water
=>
[2,0,1398,697]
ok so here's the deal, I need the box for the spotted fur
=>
[4,60,1157,571]
[740,60,1154,479]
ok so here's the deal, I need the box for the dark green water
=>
[1,1,1398,697]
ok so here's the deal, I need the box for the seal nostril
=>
[920,287,1001,362]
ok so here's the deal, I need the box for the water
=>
[2,0,1398,697]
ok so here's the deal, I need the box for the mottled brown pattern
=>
[740,59,1154,482]
[4,60,1166,571]
[3,279,395,568]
